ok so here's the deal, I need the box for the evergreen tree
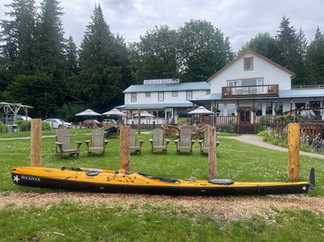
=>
[0,0,37,75]
[65,36,78,76]
[305,27,324,84]
[33,0,68,111]
[130,25,178,83]
[239,33,281,63]
[276,17,306,84]
[177,19,234,82]
[78,4,124,111]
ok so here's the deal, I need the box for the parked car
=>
[1,115,31,123]
[82,119,101,128]
[43,118,71,129]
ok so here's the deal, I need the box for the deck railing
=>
[222,84,279,98]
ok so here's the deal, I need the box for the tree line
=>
[0,0,323,120]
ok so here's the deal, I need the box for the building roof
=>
[193,89,324,102]
[206,49,296,83]
[116,103,193,109]
[123,82,210,93]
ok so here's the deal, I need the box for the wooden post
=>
[288,123,300,181]
[51,121,54,129]
[120,125,130,172]
[208,126,217,179]
[70,122,73,129]
[62,121,65,129]
[79,122,81,129]
[31,119,42,167]
[138,109,141,134]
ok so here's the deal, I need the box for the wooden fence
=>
[276,124,323,139]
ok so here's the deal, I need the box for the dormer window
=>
[244,57,253,71]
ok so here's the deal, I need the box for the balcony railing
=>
[222,84,279,98]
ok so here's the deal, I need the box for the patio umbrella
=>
[188,106,214,115]
[102,108,126,117]
[134,111,154,117]
[75,109,101,116]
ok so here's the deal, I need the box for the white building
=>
[117,79,210,125]
[192,49,324,132]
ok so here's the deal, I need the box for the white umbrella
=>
[134,111,154,118]
[75,109,101,116]
[102,108,126,117]
[188,106,214,115]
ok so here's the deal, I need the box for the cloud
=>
[1,0,324,51]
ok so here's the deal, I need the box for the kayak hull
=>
[11,166,310,196]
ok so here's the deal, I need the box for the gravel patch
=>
[1,192,323,220]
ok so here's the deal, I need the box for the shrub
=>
[14,120,51,131]
[256,115,272,133]
[258,126,324,153]
[215,123,237,133]
[0,122,5,133]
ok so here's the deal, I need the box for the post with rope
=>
[208,126,217,179]
[120,125,130,172]
[288,123,300,181]
[31,119,42,167]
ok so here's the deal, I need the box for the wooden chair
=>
[129,129,144,154]
[85,129,109,155]
[55,129,82,158]
[174,129,195,154]
[179,125,198,138]
[198,129,221,155]
[149,128,170,153]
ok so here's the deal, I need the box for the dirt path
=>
[1,192,323,220]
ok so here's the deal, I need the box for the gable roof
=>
[123,81,210,93]
[206,49,296,83]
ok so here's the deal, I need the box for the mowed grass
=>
[0,129,322,195]
[0,129,323,241]
[0,201,323,241]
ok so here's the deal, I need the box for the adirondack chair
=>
[55,129,82,158]
[174,128,195,154]
[149,128,170,153]
[129,129,144,154]
[198,129,221,155]
[85,129,109,155]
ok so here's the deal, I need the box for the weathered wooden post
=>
[51,121,54,129]
[31,119,42,167]
[138,109,141,134]
[62,121,64,129]
[70,122,73,129]
[208,126,217,179]
[288,123,300,181]
[120,125,130,172]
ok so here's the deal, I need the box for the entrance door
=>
[240,107,251,124]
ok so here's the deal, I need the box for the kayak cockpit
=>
[138,173,181,184]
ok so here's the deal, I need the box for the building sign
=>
[144,79,180,85]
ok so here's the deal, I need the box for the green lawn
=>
[0,129,323,241]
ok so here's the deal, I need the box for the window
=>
[186,91,193,100]
[172,91,178,97]
[131,93,137,102]
[227,103,236,116]
[275,102,283,115]
[145,92,151,98]
[158,92,164,101]
[216,103,225,116]
[255,103,262,116]
[244,57,253,71]
[266,102,273,115]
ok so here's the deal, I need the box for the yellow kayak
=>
[11,166,314,196]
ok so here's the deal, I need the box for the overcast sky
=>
[1,0,324,51]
